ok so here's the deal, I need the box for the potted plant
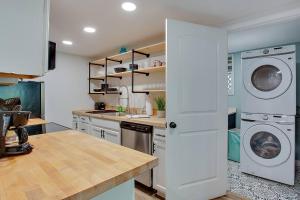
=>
[155,96,166,118]
[116,105,126,116]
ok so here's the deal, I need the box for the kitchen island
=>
[0,130,158,200]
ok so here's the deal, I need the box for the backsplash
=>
[90,54,166,112]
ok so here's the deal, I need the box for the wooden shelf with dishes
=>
[90,65,165,80]
[89,42,166,95]
[92,42,165,65]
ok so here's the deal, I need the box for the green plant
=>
[116,105,126,113]
[155,97,166,111]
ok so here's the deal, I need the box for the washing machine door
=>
[243,124,291,167]
[243,57,292,99]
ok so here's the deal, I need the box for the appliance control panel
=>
[241,45,296,58]
[241,113,295,123]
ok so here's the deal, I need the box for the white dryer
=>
[241,45,296,115]
[240,113,295,185]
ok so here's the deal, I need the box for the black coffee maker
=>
[0,111,33,158]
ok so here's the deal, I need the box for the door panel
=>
[166,19,227,200]
[178,37,217,113]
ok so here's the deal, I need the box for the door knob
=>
[169,122,177,129]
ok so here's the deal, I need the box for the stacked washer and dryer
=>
[240,45,296,185]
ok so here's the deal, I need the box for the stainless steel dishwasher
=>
[120,121,153,187]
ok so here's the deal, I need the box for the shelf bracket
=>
[106,58,122,64]
[131,49,150,95]
[89,62,105,67]
[132,50,150,58]
[107,75,122,79]
[133,71,149,76]
[104,58,123,95]
[88,92,105,95]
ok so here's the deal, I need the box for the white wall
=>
[43,52,94,127]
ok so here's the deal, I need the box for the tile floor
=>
[228,161,300,200]
[135,161,300,200]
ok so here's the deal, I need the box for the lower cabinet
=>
[77,122,89,134]
[153,128,166,195]
[72,115,78,130]
[90,125,121,145]
[102,128,121,144]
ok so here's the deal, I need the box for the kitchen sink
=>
[86,110,117,114]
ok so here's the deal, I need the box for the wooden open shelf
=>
[92,42,165,65]
[90,65,165,79]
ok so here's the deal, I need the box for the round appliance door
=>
[243,57,292,99]
[243,124,291,167]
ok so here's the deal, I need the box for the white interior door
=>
[166,19,228,200]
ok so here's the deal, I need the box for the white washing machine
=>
[241,45,296,115]
[240,113,295,185]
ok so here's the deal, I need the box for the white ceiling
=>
[50,0,300,58]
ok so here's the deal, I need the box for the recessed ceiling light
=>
[122,2,136,12]
[83,27,96,33]
[62,40,73,45]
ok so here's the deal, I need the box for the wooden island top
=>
[0,130,158,200]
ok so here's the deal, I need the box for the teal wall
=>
[0,81,42,118]
[228,43,300,159]
[228,52,242,128]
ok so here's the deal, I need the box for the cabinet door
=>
[77,122,89,134]
[103,128,121,144]
[0,0,49,76]
[72,115,78,130]
[90,126,102,139]
[153,137,166,194]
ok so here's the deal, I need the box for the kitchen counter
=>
[26,118,48,126]
[73,108,237,129]
[0,130,158,200]
[73,110,166,128]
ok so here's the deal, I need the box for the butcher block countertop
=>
[26,118,48,126]
[0,130,158,200]
[73,110,166,128]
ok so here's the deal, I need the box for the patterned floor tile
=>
[228,161,300,200]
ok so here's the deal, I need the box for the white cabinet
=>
[88,118,121,145]
[77,115,90,133]
[0,0,49,76]
[90,125,121,145]
[153,128,166,194]
[72,115,78,130]
[77,122,89,134]
[102,128,121,144]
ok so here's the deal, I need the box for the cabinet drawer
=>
[77,122,89,133]
[79,116,89,123]
[90,118,120,131]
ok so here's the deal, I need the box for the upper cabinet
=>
[0,0,49,77]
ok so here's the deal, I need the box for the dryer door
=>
[243,124,291,167]
[243,57,292,99]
